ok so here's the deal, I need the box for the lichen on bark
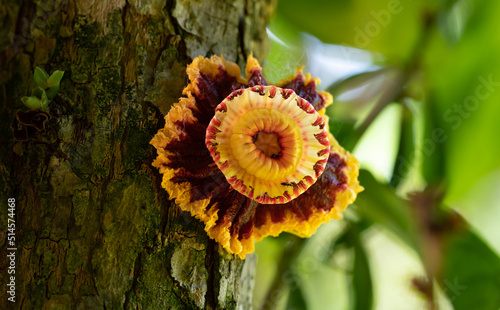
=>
[0,0,276,309]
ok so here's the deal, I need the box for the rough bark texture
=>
[0,0,274,308]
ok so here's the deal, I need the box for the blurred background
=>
[253,0,500,309]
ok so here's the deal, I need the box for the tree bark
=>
[0,0,274,308]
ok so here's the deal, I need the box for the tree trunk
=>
[0,0,274,308]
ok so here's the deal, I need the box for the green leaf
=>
[47,70,64,88]
[327,69,387,98]
[45,84,60,101]
[31,86,45,99]
[356,169,419,249]
[424,1,500,202]
[285,283,308,310]
[390,103,416,188]
[421,96,446,185]
[29,87,50,110]
[262,24,306,84]
[328,116,356,148]
[441,223,500,310]
[33,67,49,89]
[438,0,475,45]
[40,90,49,110]
[348,226,373,310]
[326,69,390,145]
[21,96,42,110]
[272,0,422,62]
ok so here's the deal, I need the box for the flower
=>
[151,55,363,258]
[206,85,330,204]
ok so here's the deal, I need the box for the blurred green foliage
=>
[255,0,500,309]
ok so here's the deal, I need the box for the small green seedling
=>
[21,67,64,110]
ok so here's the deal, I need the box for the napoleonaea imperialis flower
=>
[151,55,363,258]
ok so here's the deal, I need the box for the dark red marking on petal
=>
[169,163,220,182]
[165,122,210,166]
[188,171,232,202]
[206,145,218,156]
[216,102,227,113]
[204,184,258,240]
[317,93,330,110]
[247,68,268,87]
[279,73,326,111]
[167,150,214,173]
[270,205,286,223]
[281,88,294,99]
[239,220,255,240]
[259,193,276,204]
[250,85,266,96]
[312,115,325,129]
[191,67,245,124]
[220,160,230,170]
[227,88,246,101]
[298,181,308,191]
[289,203,311,221]
[165,131,231,203]
[206,124,220,134]
[206,124,220,135]
[194,74,225,118]
[230,199,258,239]
[268,86,277,98]
[283,191,292,201]
[304,175,314,185]
[314,131,330,146]
[247,188,254,199]
[295,97,316,114]
[206,133,216,141]
[326,153,348,185]
[161,119,232,203]
[313,160,326,178]
[255,205,268,227]
[317,148,330,157]
[232,179,248,193]
[210,118,221,127]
